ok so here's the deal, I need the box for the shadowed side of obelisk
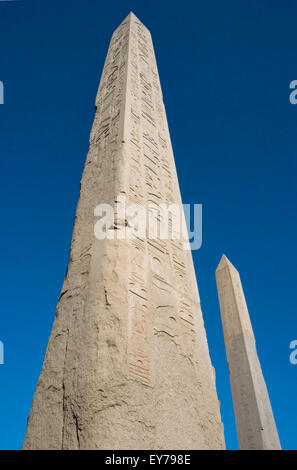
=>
[216,255,281,450]
[23,15,133,450]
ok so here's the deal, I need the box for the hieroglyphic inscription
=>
[105,14,202,386]
[90,22,130,149]
[127,236,152,387]
[126,16,199,379]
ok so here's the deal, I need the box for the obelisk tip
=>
[216,254,237,272]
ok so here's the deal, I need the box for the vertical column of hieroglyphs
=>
[124,15,198,390]
[124,16,153,387]
[148,35,193,363]
[216,255,281,450]
[124,16,179,389]
[148,21,207,371]
[91,18,129,170]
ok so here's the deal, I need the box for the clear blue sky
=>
[0,0,296,450]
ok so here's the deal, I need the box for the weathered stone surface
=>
[23,12,225,450]
[216,255,281,450]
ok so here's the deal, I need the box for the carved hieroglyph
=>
[216,255,281,450]
[23,13,225,450]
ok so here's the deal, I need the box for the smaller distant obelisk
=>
[215,255,281,450]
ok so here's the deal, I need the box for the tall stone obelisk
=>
[216,255,281,450]
[23,13,225,450]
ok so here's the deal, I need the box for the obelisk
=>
[216,255,281,450]
[23,13,225,450]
